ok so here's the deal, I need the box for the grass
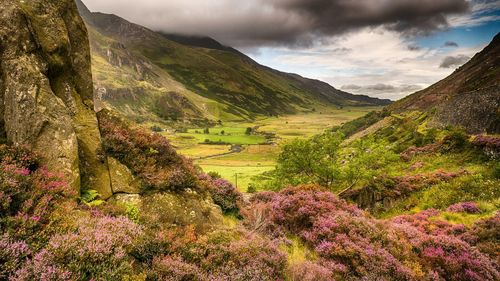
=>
[179,132,265,145]
[198,164,274,192]
[162,108,384,192]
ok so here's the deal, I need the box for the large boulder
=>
[0,0,112,198]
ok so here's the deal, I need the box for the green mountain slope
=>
[76,0,390,124]
[389,33,500,134]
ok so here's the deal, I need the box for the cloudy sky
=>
[82,0,499,100]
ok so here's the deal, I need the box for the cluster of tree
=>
[270,132,398,192]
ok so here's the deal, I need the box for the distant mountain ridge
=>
[76,0,390,124]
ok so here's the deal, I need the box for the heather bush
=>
[98,110,199,192]
[391,217,499,281]
[472,135,500,159]
[447,202,482,214]
[203,176,243,213]
[16,213,143,281]
[246,186,500,280]
[148,255,205,281]
[464,212,500,264]
[287,261,336,281]
[400,143,441,162]
[0,235,31,280]
[154,229,286,280]
[0,146,74,243]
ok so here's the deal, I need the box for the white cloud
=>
[252,28,485,100]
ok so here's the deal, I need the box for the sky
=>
[82,0,499,100]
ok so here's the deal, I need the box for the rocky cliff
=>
[0,0,112,197]
[0,0,223,230]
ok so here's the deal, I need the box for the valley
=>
[160,107,381,191]
[0,0,498,280]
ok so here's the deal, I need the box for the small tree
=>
[245,127,253,135]
[340,136,398,191]
[274,132,344,188]
[203,128,210,134]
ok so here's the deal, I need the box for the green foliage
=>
[150,125,163,132]
[245,127,253,135]
[247,183,257,194]
[273,133,397,191]
[442,126,470,150]
[341,136,399,189]
[332,110,389,137]
[80,190,105,207]
[274,132,344,188]
[124,203,140,223]
[207,171,222,179]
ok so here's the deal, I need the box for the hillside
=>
[389,33,500,134]
[1,1,498,280]
[76,0,390,124]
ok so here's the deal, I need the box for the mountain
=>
[76,0,390,124]
[389,33,500,134]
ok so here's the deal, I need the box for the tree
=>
[203,128,210,134]
[245,127,253,135]
[274,132,344,188]
[340,136,398,192]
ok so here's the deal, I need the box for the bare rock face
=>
[107,157,142,194]
[0,0,112,197]
[111,192,224,234]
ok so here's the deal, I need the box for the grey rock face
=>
[0,0,112,197]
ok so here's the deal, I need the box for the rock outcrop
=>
[0,0,112,198]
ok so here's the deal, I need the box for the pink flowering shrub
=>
[447,202,482,214]
[201,175,243,213]
[472,135,500,159]
[400,143,441,161]
[0,235,31,280]
[287,261,336,281]
[98,110,199,192]
[0,145,74,243]
[391,209,467,237]
[463,212,500,264]
[246,186,499,280]
[148,255,205,281]
[15,212,143,281]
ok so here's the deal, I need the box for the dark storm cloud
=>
[276,0,469,37]
[439,55,470,68]
[82,0,470,47]
[444,41,459,47]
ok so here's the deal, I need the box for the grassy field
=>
[161,107,382,192]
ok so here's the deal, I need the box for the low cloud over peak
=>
[82,0,469,47]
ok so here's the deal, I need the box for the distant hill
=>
[389,33,500,134]
[76,0,390,124]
